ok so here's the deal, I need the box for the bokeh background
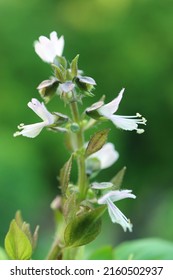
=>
[1,0,173,259]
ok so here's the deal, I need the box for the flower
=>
[93,88,146,134]
[88,142,119,169]
[14,99,55,138]
[34,31,64,63]
[92,185,136,231]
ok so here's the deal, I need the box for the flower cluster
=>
[14,31,146,235]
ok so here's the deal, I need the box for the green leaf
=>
[114,238,173,260]
[4,220,32,260]
[15,210,23,227]
[88,246,114,260]
[70,54,79,78]
[85,128,110,157]
[14,210,39,250]
[111,166,127,190]
[63,193,77,223]
[64,206,106,247]
[0,247,8,260]
[60,155,73,195]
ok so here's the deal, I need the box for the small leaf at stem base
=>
[64,206,106,247]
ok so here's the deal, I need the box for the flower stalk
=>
[70,98,88,201]
[8,31,147,260]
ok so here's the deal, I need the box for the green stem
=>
[70,100,88,201]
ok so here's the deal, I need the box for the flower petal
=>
[14,122,46,138]
[89,143,119,169]
[98,88,124,116]
[34,31,64,63]
[106,198,133,232]
[109,114,146,133]
[98,190,136,204]
[50,31,64,57]
[28,99,55,124]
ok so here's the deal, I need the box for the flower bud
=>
[70,122,80,133]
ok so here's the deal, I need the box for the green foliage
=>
[63,193,77,223]
[88,245,114,260]
[5,220,32,260]
[114,238,173,260]
[0,247,8,260]
[64,206,106,247]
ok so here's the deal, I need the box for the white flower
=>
[89,142,119,169]
[98,88,147,134]
[14,99,55,138]
[96,188,136,232]
[34,31,64,63]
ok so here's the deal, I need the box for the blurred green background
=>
[1,0,173,259]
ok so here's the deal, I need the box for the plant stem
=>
[70,100,88,200]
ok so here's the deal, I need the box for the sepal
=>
[85,128,110,157]
[111,166,127,190]
[70,54,79,78]
[60,155,73,195]
[53,55,67,69]
[37,77,59,103]
[52,63,66,83]
[74,75,96,93]
[86,101,104,119]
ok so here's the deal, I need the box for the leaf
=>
[88,246,114,260]
[64,206,106,247]
[15,210,23,228]
[85,128,110,157]
[32,225,39,250]
[0,247,8,260]
[111,166,127,190]
[4,220,32,260]
[63,193,77,223]
[114,238,173,260]
[70,54,79,78]
[14,210,39,250]
[60,155,73,195]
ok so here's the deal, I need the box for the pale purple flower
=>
[98,88,146,134]
[92,185,136,231]
[88,142,119,169]
[34,31,64,63]
[14,99,55,138]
